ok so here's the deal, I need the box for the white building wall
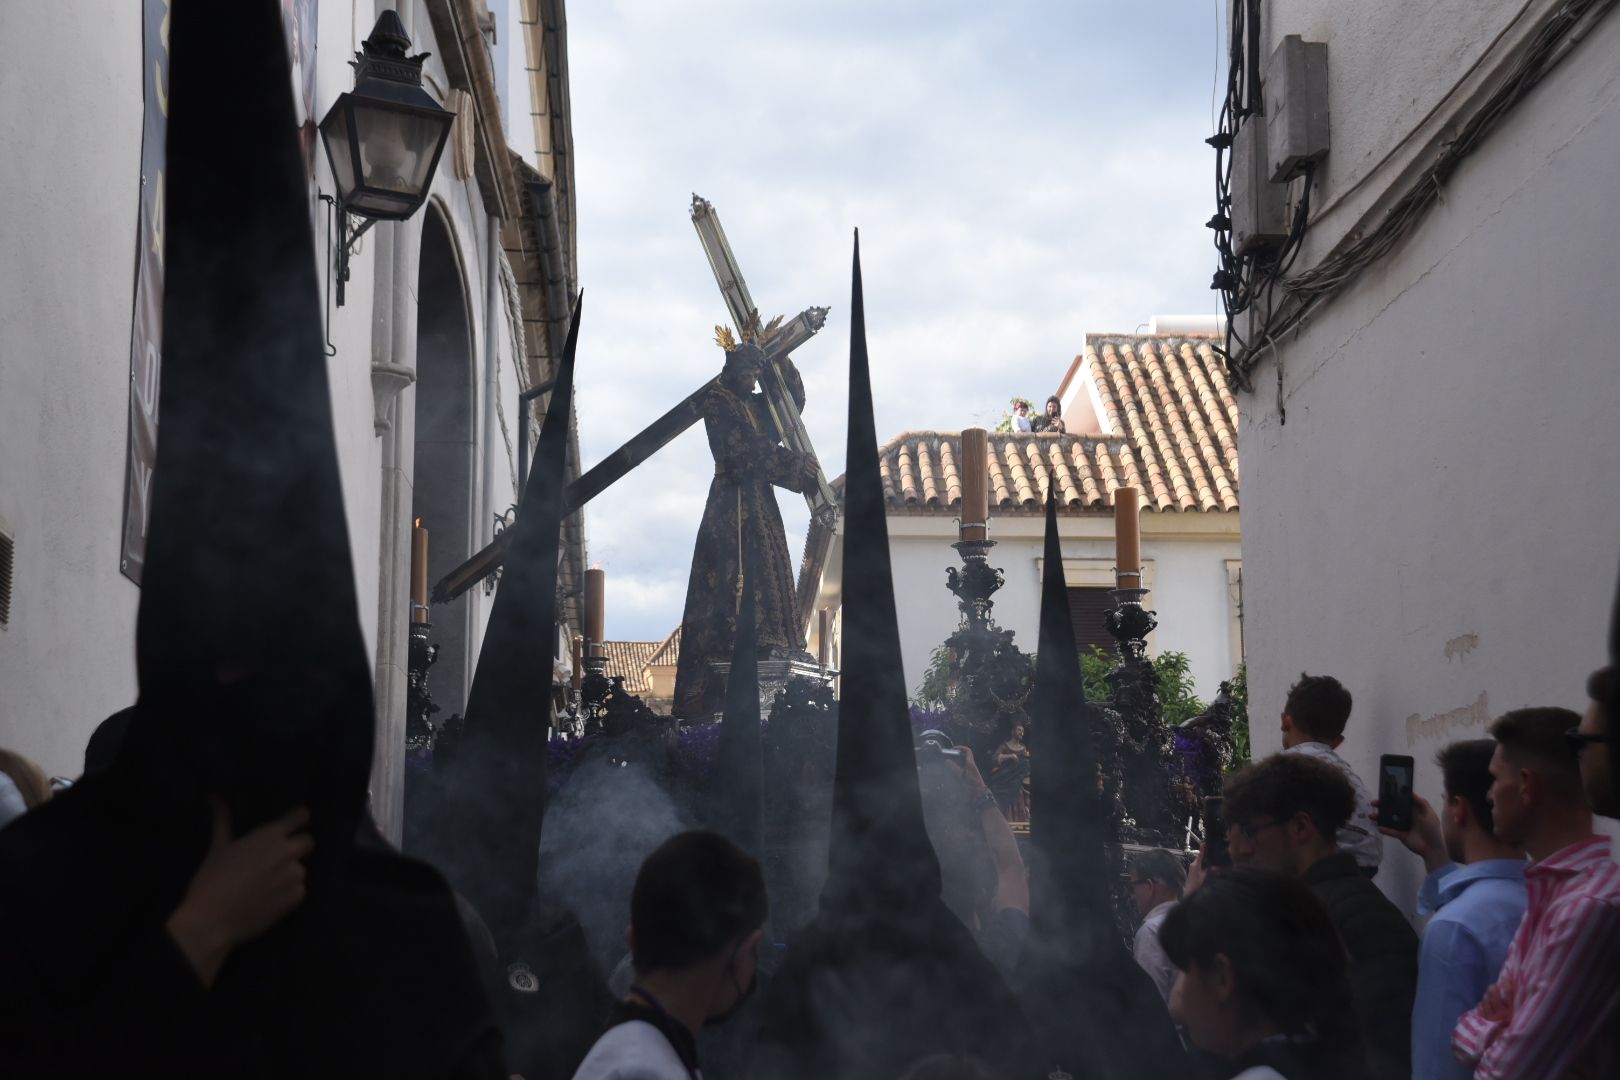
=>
[0,3,146,776]
[884,518,1241,703]
[0,2,529,800]
[1240,4,1620,900]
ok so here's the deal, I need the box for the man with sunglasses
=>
[1125,849,1187,1003]
[1453,707,1620,1079]
[1222,753,1418,1080]
[1573,666,1618,817]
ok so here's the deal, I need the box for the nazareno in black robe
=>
[0,2,505,1075]
[0,676,508,1078]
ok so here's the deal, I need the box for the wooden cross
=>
[431,196,835,604]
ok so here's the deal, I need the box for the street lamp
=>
[319,10,454,305]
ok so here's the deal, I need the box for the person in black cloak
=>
[0,3,504,1075]
[1014,483,1184,1080]
[745,235,1032,1080]
[428,295,615,1080]
[696,533,776,1076]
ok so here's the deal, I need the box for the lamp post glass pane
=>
[320,92,452,220]
[355,100,437,200]
[318,102,357,198]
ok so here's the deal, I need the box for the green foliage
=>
[1228,661,1252,766]
[1078,646,1207,726]
[914,642,955,710]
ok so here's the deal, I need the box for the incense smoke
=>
[537,754,692,971]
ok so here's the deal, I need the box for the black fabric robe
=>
[673,361,811,718]
[0,692,506,1079]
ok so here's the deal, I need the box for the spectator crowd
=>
[1125,670,1620,1080]
[7,665,1616,1079]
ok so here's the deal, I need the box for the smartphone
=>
[1202,796,1231,867]
[1378,754,1416,832]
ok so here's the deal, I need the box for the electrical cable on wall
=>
[1210,0,1617,392]
[1204,0,1314,396]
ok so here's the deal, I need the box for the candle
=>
[411,519,429,624]
[1114,486,1141,588]
[959,427,989,542]
[584,567,606,646]
[571,634,583,689]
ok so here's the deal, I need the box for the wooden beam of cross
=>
[690,194,837,518]
[430,197,834,605]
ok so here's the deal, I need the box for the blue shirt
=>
[1410,859,1528,1080]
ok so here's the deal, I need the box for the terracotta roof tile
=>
[839,333,1239,517]
[938,439,962,508]
[603,639,660,694]
[916,439,940,507]
[648,626,681,667]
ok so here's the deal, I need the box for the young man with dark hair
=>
[1126,848,1186,1002]
[573,831,768,1080]
[1574,666,1618,817]
[1376,739,1527,1080]
[1453,707,1620,1078]
[1280,673,1382,873]
[1222,753,1417,1079]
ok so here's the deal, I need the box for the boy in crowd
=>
[1222,753,1417,1079]
[573,831,767,1080]
[1280,673,1382,874]
[1125,848,1185,1002]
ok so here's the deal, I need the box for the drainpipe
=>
[482,214,501,554]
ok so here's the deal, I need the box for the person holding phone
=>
[1374,740,1527,1080]
[1220,753,1418,1080]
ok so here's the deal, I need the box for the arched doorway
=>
[412,207,476,722]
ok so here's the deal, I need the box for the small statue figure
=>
[989,722,1032,822]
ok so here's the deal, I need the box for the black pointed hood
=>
[128,0,372,837]
[1027,482,1114,950]
[0,8,514,1074]
[715,535,764,858]
[822,230,942,912]
[1015,484,1183,1079]
[747,234,1031,1080]
[442,294,581,950]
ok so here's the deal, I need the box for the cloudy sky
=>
[566,0,1226,642]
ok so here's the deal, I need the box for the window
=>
[1067,586,1116,656]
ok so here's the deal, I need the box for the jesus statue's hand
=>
[798,454,821,493]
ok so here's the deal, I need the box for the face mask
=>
[704,941,759,1027]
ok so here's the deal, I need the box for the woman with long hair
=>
[1159,868,1367,1080]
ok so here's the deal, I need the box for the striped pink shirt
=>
[1452,835,1620,1078]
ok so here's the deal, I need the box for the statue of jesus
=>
[673,342,819,718]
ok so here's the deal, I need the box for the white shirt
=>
[1012,414,1033,432]
[1132,899,1179,1001]
[1284,741,1382,871]
[571,1020,697,1080]
[0,774,27,829]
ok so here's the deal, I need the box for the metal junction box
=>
[1265,36,1330,182]
[1231,118,1288,255]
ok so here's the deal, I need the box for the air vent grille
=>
[0,530,12,627]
